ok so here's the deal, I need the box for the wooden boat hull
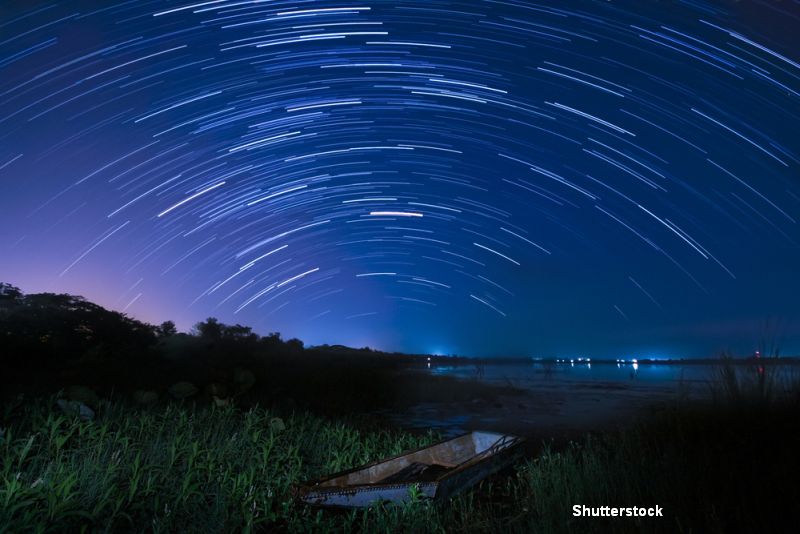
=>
[295,431,525,508]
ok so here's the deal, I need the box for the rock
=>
[269,417,286,432]
[169,381,198,399]
[212,395,232,407]
[65,385,99,406]
[132,390,159,405]
[205,383,228,398]
[233,368,256,392]
[56,399,95,421]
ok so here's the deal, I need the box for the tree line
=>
[0,282,307,393]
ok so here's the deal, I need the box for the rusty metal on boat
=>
[294,431,525,508]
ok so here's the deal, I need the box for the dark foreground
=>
[1,394,798,533]
[2,285,799,531]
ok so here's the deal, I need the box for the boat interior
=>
[312,431,518,487]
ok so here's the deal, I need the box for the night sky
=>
[1,1,798,358]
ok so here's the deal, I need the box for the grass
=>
[2,394,798,533]
[0,399,441,533]
[708,351,800,408]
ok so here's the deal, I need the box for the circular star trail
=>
[1,1,798,357]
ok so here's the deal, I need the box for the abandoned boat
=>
[294,431,525,508]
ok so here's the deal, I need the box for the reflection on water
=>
[382,361,798,437]
[429,360,799,389]
[427,361,714,387]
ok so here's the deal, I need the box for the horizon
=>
[1,1,799,359]
[4,280,796,361]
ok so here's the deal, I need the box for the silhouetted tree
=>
[157,320,177,338]
[0,283,22,302]
[222,324,256,341]
[1,286,158,387]
[286,338,304,352]
[259,331,283,352]
[194,317,223,341]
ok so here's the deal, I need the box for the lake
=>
[379,360,795,439]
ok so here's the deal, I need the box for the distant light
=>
[632,358,638,364]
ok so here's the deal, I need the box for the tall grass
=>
[0,399,436,533]
[708,351,798,407]
[1,396,798,533]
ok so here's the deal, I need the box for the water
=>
[428,361,712,388]
[381,361,795,438]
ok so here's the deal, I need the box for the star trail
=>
[1,1,798,357]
